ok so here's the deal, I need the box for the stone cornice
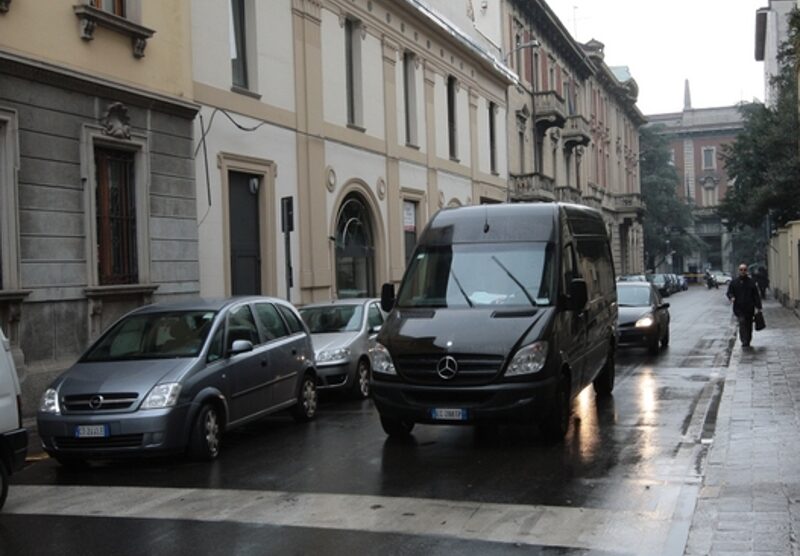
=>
[73,4,155,59]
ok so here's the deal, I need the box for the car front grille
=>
[54,434,144,450]
[395,354,504,385]
[62,393,139,412]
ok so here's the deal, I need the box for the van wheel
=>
[351,359,370,400]
[291,374,318,422]
[380,415,414,437]
[188,404,221,461]
[0,462,8,510]
[593,348,615,397]
[542,375,570,442]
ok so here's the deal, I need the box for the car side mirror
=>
[229,339,253,356]
[381,283,395,312]
[660,302,670,310]
[568,279,588,312]
[369,325,382,334]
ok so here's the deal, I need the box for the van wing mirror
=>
[229,339,253,356]
[568,279,588,312]
[381,283,395,312]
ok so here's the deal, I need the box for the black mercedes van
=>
[371,203,617,441]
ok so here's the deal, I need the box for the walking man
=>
[726,263,762,348]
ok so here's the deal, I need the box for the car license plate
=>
[430,408,468,421]
[75,424,109,438]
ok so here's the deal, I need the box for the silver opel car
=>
[298,298,385,399]
[37,297,318,465]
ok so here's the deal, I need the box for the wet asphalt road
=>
[0,285,737,555]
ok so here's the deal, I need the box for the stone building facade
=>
[0,1,200,412]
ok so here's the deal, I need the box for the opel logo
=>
[88,395,104,410]
[436,356,458,380]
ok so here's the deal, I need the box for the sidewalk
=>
[685,298,800,555]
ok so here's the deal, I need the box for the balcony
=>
[563,115,591,148]
[555,185,582,204]
[533,91,567,131]
[509,173,556,202]
[614,193,645,216]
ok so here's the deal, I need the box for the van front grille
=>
[62,392,139,412]
[395,354,504,385]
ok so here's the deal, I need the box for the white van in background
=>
[0,326,27,509]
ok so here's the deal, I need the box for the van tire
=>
[380,415,414,437]
[0,462,8,510]
[291,373,318,422]
[188,404,221,461]
[542,374,570,442]
[593,348,615,397]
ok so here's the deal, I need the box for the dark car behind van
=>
[371,203,617,441]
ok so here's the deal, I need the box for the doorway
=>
[229,171,261,295]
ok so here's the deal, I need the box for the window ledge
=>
[73,5,156,59]
[347,123,367,133]
[449,157,460,164]
[404,142,420,151]
[85,284,159,299]
[0,289,32,303]
[231,85,262,100]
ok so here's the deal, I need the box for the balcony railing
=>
[614,193,644,214]
[563,115,591,148]
[555,185,582,204]
[533,91,566,130]
[509,173,555,201]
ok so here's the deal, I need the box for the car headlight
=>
[635,315,655,328]
[141,383,182,410]
[370,342,396,375]
[505,341,548,377]
[39,388,60,414]
[316,347,351,364]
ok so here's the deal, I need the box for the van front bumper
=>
[370,376,559,425]
[0,428,28,473]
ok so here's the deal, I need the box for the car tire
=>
[648,333,660,355]
[662,327,670,347]
[188,404,221,461]
[380,415,414,437]
[0,462,8,510]
[593,347,615,397]
[541,373,571,442]
[291,373,318,423]
[351,359,370,400]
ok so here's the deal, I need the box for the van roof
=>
[421,203,604,245]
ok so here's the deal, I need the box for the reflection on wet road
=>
[2,287,737,555]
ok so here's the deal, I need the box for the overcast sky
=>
[543,0,767,115]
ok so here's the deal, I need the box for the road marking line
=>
[5,485,686,555]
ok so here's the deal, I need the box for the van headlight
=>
[635,315,655,328]
[505,341,548,377]
[370,342,396,375]
[141,383,182,409]
[39,388,61,414]
[316,347,351,364]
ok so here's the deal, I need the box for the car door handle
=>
[260,358,267,367]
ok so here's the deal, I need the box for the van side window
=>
[575,238,614,300]
[254,303,289,342]
[562,243,577,289]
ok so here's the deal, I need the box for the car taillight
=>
[17,394,23,429]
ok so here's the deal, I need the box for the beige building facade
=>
[193,0,513,304]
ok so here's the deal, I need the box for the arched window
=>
[334,193,375,298]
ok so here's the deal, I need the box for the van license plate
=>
[75,425,109,438]
[430,408,468,421]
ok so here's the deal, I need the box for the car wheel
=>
[291,373,318,422]
[541,373,571,442]
[662,327,670,347]
[593,347,615,397]
[352,359,370,400]
[648,333,660,355]
[380,415,415,437]
[188,404,221,461]
[0,462,8,510]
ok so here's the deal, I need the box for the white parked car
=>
[710,270,732,285]
[0,326,27,509]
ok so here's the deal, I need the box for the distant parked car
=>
[37,297,318,465]
[299,298,385,399]
[710,270,732,285]
[678,275,689,291]
[616,282,670,355]
[617,274,648,282]
[647,273,671,297]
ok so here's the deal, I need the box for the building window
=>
[702,147,716,170]
[335,193,374,298]
[514,32,523,74]
[95,148,138,285]
[403,200,418,264]
[92,0,125,16]
[403,51,418,146]
[230,0,248,89]
[447,76,458,160]
[518,129,525,173]
[345,18,363,127]
[489,102,497,174]
[533,52,540,91]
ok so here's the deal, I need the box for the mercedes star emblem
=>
[436,355,458,380]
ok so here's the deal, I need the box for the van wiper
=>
[449,269,474,307]
[491,256,537,307]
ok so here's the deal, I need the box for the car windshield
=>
[617,287,652,307]
[83,311,217,361]
[299,305,364,333]
[396,242,556,308]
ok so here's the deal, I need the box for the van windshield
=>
[396,242,555,308]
